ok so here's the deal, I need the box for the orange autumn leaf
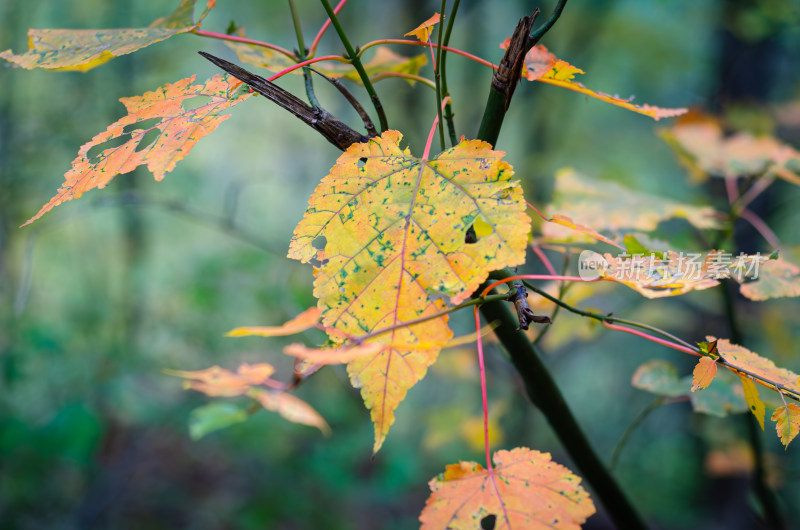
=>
[22,74,251,226]
[226,307,321,337]
[710,337,800,398]
[692,356,718,392]
[420,447,595,529]
[772,403,800,448]
[288,131,530,452]
[0,0,216,72]
[248,388,331,435]
[405,13,441,42]
[501,42,687,121]
[164,363,276,397]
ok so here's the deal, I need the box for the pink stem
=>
[193,29,297,60]
[309,0,348,57]
[474,306,493,470]
[531,244,558,277]
[525,200,549,221]
[725,177,739,204]
[739,209,782,249]
[602,321,700,357]
[267,55,348,81]
[422,106,440,160]
[359,39,497,70]
[480,274,598,298]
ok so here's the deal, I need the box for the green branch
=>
[439,0,460,146]
[288,0,321,108]
[319,0,389,131]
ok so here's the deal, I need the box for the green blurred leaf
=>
[189,402,248,440]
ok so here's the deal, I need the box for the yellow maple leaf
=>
[22,74,252,226]
[288,131,530,452]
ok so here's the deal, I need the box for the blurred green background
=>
[1,1,799,528]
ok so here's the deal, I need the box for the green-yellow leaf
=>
[225,42,427,85]
[288,131,530,452]
[544,168,720,238]
[739,375,766,430]
[0,0,216,72]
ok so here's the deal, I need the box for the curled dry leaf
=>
[248,388,331,435]
[226,307,321,337]
[405,13,441,42]
[420,447,595,530]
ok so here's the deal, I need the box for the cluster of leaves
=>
[6,0,800,527]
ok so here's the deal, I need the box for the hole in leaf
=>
[357,157,368,168]
[123,117,160,134]
[182,95,213,112]
[86,134,131,163]
[480,514,496,530]
[464,224,477,244]
[312,235,327,251]
[135,128,162,152]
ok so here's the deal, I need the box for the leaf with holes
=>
[288,131,530,451]
[772,404,800,448]
[22,74,251,226]
[420,447,595,529]
[0,0,215,71]
[501,42,687,121]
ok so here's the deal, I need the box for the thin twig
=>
[440,0,461,146]
[528,0,569,48]
[308,67,377,135]
[288,0,321,108]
